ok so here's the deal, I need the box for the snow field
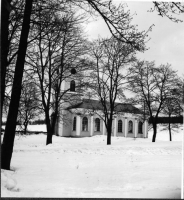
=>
[1,125,183,198]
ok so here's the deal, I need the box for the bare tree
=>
[71,0,152,51]
[150,2,184,23]
[86,37,136,145]
[1,0,26,120]
[1,0,33,170]
[127,61,179,142]
[162,76,184,141]
[162,99,181,141]
[26,5,88,145]
[17,73,40,134]
[1,0,12,119]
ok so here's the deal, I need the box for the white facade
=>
[56,110,148,138]
[55,72,148,138]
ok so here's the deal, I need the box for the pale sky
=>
[85,0,184,76]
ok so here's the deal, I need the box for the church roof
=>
[66,99,143,114]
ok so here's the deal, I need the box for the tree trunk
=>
[46,125,52,145]
[168,114,172,141]
[45,114,52,145]
[23,111,28,134]
[107,119,112,145]
[23,121,28,135]
[46,110,58,144]
[1,0,12,120]
[1,0,33,170]
[152,122,157,142]
[51,112,57,135]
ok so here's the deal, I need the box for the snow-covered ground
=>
[1,124,183,198]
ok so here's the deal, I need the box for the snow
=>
[1,125,183,198]
[27,124,47,132]
[148,125,183,142]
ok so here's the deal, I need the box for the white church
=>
[54,69,148,138]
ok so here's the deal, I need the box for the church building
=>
[54,69,148,138]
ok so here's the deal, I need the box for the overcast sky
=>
[85,0,184,76]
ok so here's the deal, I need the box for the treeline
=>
[2,119,46,125]
[29,119,46,125]
[1,121,22,125]
[149,116,183,124]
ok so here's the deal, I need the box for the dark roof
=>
[66,99,143,114]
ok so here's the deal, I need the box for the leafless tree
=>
[1,0,25,120]
[87,37,136,145]
[1,0,33,170]
[162,76,184,141]
[26,5,89,145]
[17,73,40,134]
[150,2,184,23]
[127,61,179,142]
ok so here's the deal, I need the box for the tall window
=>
[128,120,133,133]
[138,121,143,134]
[82,117,88,131]
[95,118,100,131]
[118,120,123,132]
[70,80,75,91]
[73,117,76,131]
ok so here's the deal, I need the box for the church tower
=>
[60,67,83,108]
[54,67,83,136]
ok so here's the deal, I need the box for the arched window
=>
[95,118,100,131]
[128,120,133,133]
[70,80,75,91]
[138,121,143,134]
[73,117,76,131]
[118,120,123,133]
[82,117,88,131]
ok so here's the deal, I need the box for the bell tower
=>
[54,67,83,136]
[60,67,83,108]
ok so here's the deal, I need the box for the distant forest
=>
[1,119,46,126]
[149,116,183,124]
